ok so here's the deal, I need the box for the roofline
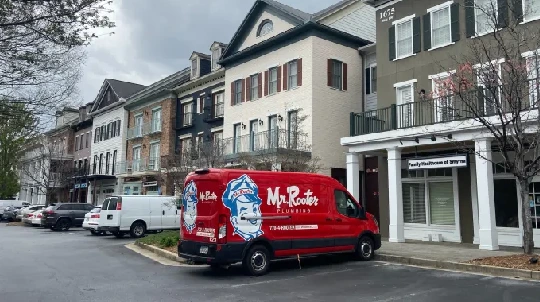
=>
[363,0,399,8]
[313,0,358,20]
[219,21,372,66]
[125,67,190,108]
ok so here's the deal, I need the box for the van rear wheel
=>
[130,221,146,238]
[242,245,270,276]
[356,236,375,261]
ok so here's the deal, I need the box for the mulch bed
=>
[466,254,540,271]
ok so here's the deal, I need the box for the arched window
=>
[257,20,273,37]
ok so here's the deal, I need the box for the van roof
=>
[190,168,344,187]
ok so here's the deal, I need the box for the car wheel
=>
[56,219,71,231]
[112,231,125,238]
[130,221,146,238]
[356,236,375,261]
[242,245,271,276]
[90,230,100,236]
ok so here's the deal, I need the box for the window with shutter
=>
[233,80,243,105]
[428,4,451,49]
[288,60,298,89]
[250,74,258,101]
[474,0,497,36]
[395,18,414,59]
[366,66,377,95]
[329,59,343,90]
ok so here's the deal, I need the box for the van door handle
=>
[325,217,332,221]
[335,218,343,222]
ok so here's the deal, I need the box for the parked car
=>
[178,169,381,276]
[29,210,44,226]
[82,206,106,235]
[41,203,95,231]
[0,200,28,220]
[98,195,180,238]
[17,205,45,222]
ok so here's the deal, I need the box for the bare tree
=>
[0,0,114,131]
[423,2,540,253]
[234,109,322,173]
[19,135,76,205]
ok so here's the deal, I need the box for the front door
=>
[250,120,258,151]
[332,189,363,251]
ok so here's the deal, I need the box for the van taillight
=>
[91,214,100,219]
[218,214,227,243]
[116,202,122,210]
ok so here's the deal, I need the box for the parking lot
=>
[2,223,540,302]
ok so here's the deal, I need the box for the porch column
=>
[346,152,360,201]
[388,147,405,243]
[475,138,498,250]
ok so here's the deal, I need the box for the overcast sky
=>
[79,0,339,104]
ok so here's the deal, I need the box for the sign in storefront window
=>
[429,182,455,225]
[403,183,426,223]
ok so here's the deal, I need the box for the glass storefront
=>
[494,179,518,227]
[401,167,455,226]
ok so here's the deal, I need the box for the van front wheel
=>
[242,245,270,276]
[130,221,146,238]
[356,236,375,261]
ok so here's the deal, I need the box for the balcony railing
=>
[350,85,539,137]
[115,158,161,175]
[222,129,309,155]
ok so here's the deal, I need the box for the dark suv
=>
[41,203,95,231]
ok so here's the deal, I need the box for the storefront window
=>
[429,182,455,225]
[529,182,540,229]
[494,179,518,227]
[401,169,424,178]
[427,168,452,177]
[403,183,426,223]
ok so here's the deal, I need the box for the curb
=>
[376,254,539,280]
[134,241,191,264]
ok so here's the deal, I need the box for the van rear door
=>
[182,174,222,244]
[100,197,121,227]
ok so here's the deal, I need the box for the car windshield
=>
[90,207,101,213]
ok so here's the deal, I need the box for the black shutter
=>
[465,0,476,38]
[389,25,396,61]
[514,0,524,23]
[451,3,460,42]
[413,16,422,53]
[365,68,371,95]
[497,0,508,28]
[423,13,431,51]
[477,87,485,113]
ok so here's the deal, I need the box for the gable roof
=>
[263,0,311,22]
[90,79,146,114]
[312,0,357,20]
[106,79,146,99]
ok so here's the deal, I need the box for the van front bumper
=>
[178,240,247,265]
[373,234,382,250]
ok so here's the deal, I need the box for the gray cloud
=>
[79,0,338,104]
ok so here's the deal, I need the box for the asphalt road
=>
[1,223,540,302]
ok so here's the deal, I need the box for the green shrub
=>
[137,230,180,248]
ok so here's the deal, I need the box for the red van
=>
[178,168,380,276]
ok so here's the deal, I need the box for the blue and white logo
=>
[183,181,198,234]
[223,174,263,241]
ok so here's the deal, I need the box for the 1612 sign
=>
[379,7,395,22]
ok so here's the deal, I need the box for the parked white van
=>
[97,195,181,238]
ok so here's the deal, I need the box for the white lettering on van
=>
[266,186,318,209]
[199,191,217,201]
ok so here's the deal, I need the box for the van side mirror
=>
[358,207,366,219]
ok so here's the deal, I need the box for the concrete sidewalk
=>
[376,240,540,280]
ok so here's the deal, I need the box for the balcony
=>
[115,158,161,176]
[349,86,537,137]
[222,129,309,156]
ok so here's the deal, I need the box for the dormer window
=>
[257,20,273,37]
[191,58,198,78]
[211,48,221,70]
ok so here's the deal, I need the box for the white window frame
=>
[393,14,415,60]
[234,80,243,105]
[151,107,162,133]
[149,142,160,171]
[368,64,377,94]
[474,59,504,115]
[522,0,540,24]
[427,1,454,51]
[214,93,224,117]
[250,74,259,101]
[288,60,298,89]
[182,102,192,127]
[134,113,143,137]
[474,0,498,37]
[268,67,278,95]
[522,50,540,107]
[394,79,417,128]
[211,48,221,70]
[132,146,142,172]
[191,58,199,78]
[429,71,457,122]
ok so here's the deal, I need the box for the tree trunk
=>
[520,178,535,254]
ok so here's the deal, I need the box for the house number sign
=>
[379,7,395,23]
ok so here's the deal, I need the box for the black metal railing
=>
[222,129,309,155]
[350,84,539,136]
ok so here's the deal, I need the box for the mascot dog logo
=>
[182,180,198,234]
